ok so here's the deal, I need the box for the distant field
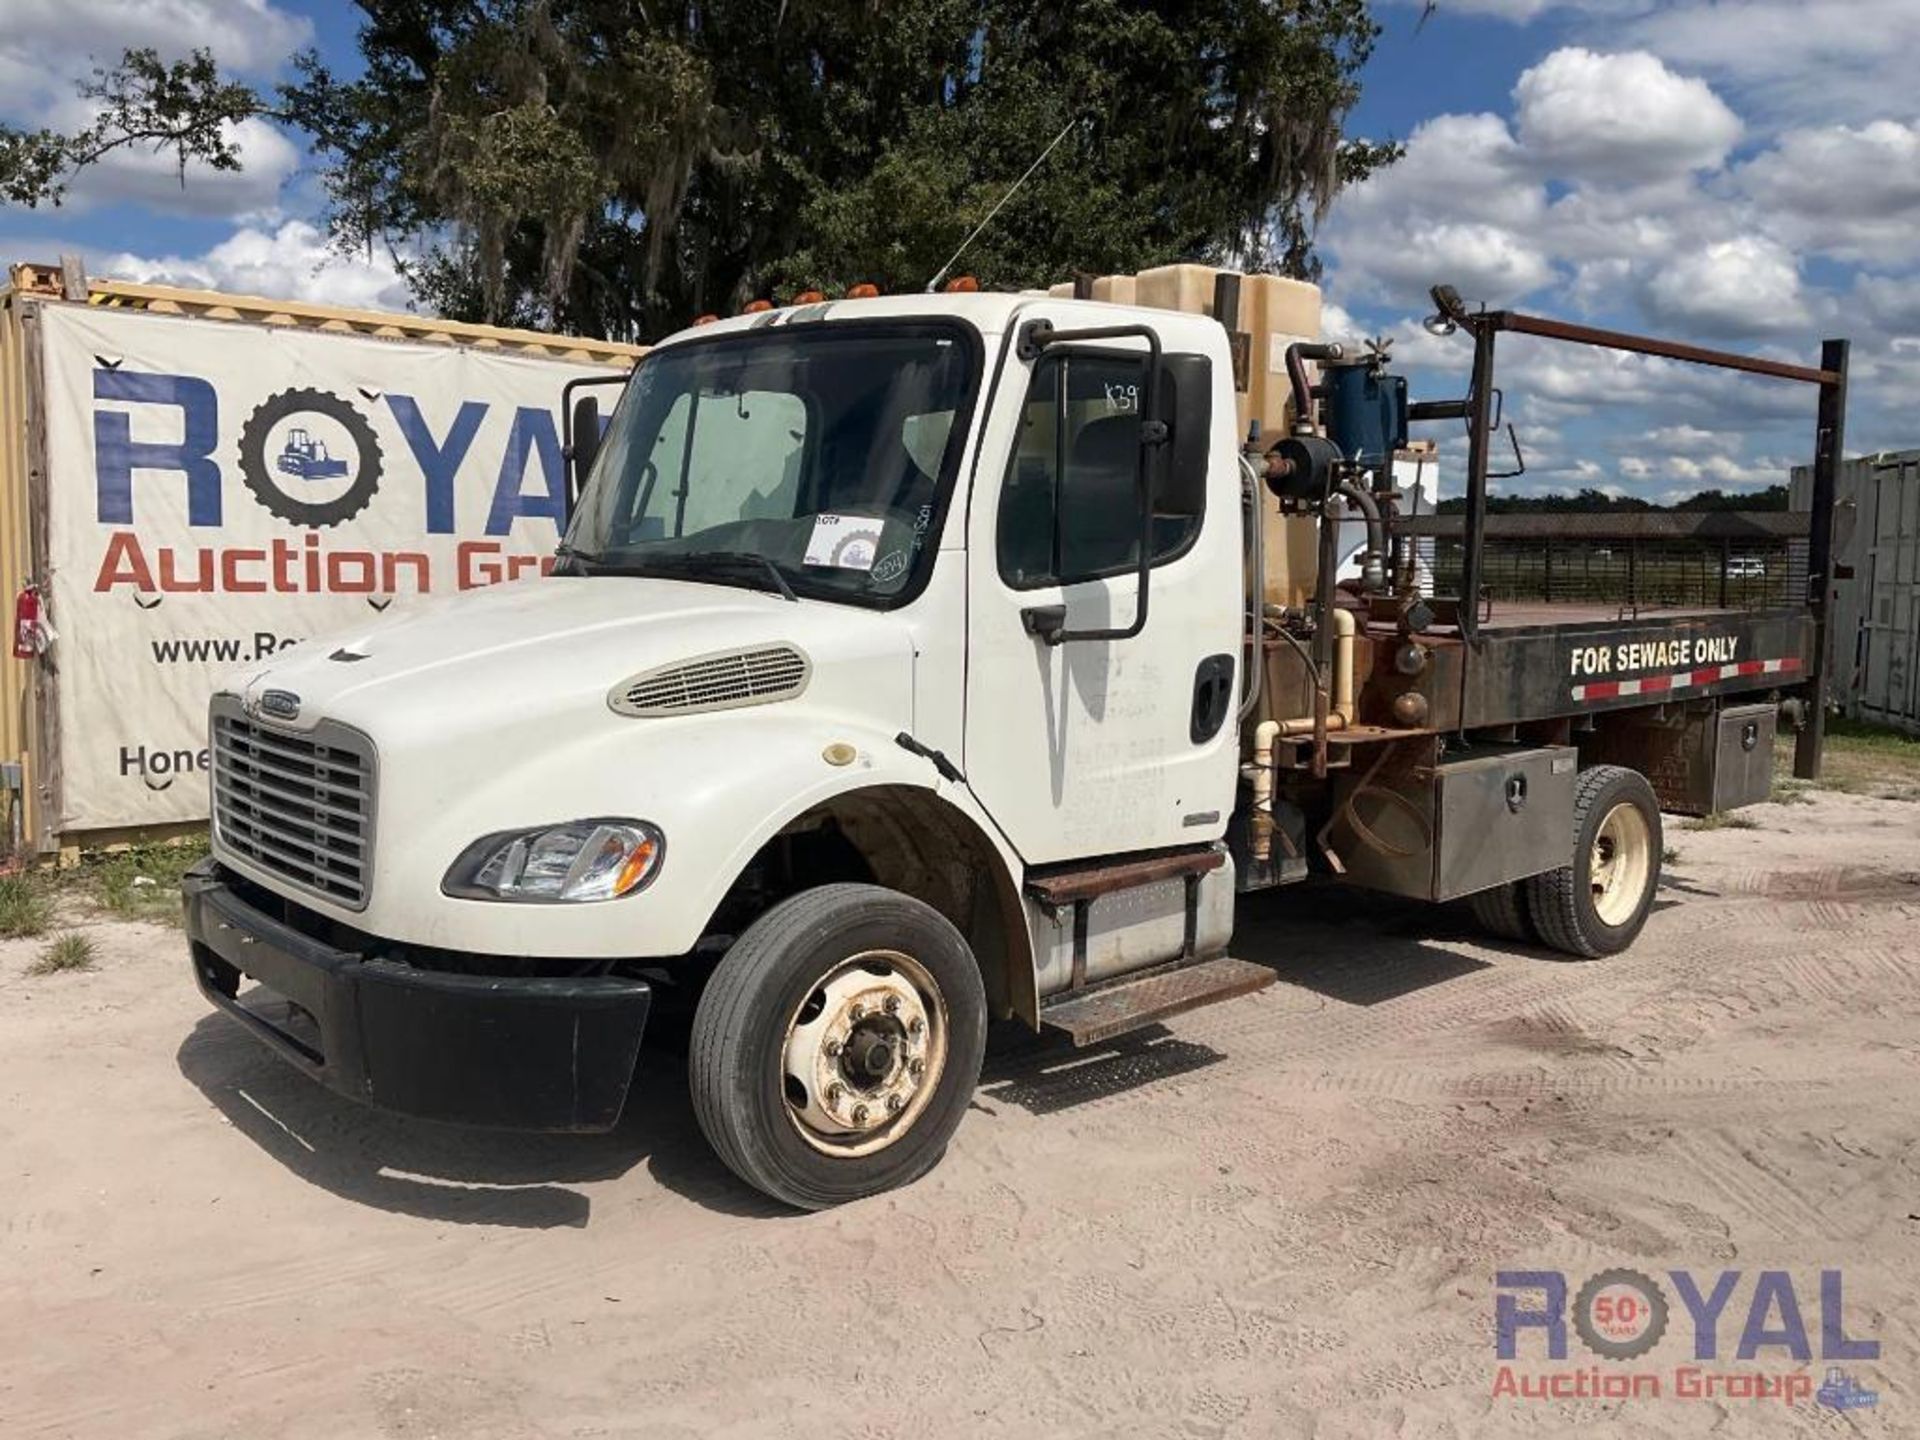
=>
[1777,716,1920,801]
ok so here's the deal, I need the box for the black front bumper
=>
[183,861,651,1131]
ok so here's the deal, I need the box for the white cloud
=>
[1621,0,1920,126]
[0,0,308,88]
[1737,121,1920,267]
[97,220,415,313]
[1512,48,1741,184]
[1644,424,1723,455]
[1358,112,1542,221]
[1854,274,1920,336]
[57,116,300,218]
[0,1,309,219]
[1326,23,1919,500]
[1643,236,1809,336]
[1349,220,1556,306]
[1386,0,1920,129]
[1322,112,1552,306]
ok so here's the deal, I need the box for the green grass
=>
[1683,812,1761,832]
[28,932,95,976]
[65,837,209,927]
[0,873,51,938]
[1775,719,1920,801]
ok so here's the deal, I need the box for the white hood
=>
[228,574,909,734]
[213,574,925,957]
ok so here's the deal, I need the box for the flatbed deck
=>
[1363,602,1816,730]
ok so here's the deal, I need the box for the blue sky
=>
[3,0,1916,502]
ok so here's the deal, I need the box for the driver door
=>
[962,305,1242,866]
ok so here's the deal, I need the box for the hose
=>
[1315,740,1434,873]
[1335,480,1388,592]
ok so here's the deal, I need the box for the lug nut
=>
[827,1082,844,1104]
[848,1002,865,1022]
[886,1094,904,1114]
[907,1017,924,1038]
[883,995,900,1015]
[852,1104,869,1124]
[909,1058,925,1078]
[824,1038,842,1057]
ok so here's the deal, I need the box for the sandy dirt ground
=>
[3,788,1916,1439]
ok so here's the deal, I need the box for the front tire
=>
[689,883,987,1210]
[1525,765,1663,959]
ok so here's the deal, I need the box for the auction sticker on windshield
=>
[805,513,883,571]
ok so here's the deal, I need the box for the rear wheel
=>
[1526,765,1663,959]
[689,883,987,1210]
[1469,881,1536,944]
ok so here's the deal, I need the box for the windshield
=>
[565,321,978,605]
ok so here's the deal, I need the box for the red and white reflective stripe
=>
[1571,655,1801,703]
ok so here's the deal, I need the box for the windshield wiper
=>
[552,541,603,575]
[641,551,800,602]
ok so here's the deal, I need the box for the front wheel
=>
[689,883,987,1210]
[1525,765,1663,959]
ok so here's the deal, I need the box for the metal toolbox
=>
[1582,701,1775,815]
[1711,703,1777,812]
[1333,744,1579,902]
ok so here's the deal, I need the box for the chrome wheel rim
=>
[1591,801,1654,927]
[782,950,949,1157]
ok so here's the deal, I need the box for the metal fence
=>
[1401,512,1810,615]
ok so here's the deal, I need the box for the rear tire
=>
[1469,881,1536,944]
[689,883,987,1210]
[1525,765,1663,959]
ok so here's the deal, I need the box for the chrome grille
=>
[211,699,374,908]
[610,645,810,717]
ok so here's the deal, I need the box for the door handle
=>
[1190,653,1236,742]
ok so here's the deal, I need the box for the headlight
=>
[443,819,665,902]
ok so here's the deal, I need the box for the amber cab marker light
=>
[942,275,980,293]
[692,313,720,325]
[793,289,826,304]
[740,299,774,314]
[845,282,880,299]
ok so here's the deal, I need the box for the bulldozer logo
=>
[237,388,384,528]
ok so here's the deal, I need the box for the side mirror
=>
[566,393,602,504]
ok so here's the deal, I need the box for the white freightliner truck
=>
[184,277,1848,1209]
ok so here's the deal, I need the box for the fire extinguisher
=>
[12,583,43,660]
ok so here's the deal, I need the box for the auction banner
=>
[38,303,630,830]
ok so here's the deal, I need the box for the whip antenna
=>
[925,117,1082,293]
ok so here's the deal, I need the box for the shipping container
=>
[0,258,644,856]
[1793,450,1920,734]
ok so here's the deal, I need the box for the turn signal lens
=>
[612,834,662,896]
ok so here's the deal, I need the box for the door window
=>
[997,350,1202,588]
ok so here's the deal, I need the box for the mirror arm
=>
[1015,319,1164,645]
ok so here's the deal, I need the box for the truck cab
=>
[184,283,1842,1209]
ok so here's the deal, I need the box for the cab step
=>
[1039,956,1275,1047]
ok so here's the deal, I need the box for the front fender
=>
[330,707,1017,961]
[661,717,1003,952]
